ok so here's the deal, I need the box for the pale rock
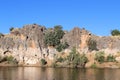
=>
[115,57,120,62]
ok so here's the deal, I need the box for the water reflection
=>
[0,67,120,80]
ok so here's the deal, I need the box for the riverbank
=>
[0,61,120,69]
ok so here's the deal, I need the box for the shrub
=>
[44,25,64,47]
[67,47,88,68]
[91,63,97,68]
[51,62,58,67]
[79,54,88,66]
[6,55,14,62]
[10,27,14,31]
[56,43,63,52]
[41,59,47,65]
[111,29,120,36]
[44,25,69,52]
[0,33,4,38]
[2,55,17,64]
[57,57,64,62]
[106,54,116,62]
[95,51,105,63]
[56,42,69,52]
[88,38,98,51]
[0,55,2,62]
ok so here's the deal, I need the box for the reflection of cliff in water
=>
[0,67,120,80]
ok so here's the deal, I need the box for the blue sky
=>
[0,0,120,36]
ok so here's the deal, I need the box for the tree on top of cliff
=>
[44,25,64,47]
[111,29,120,36]
[44,25,68,52]
[0,33,4,38]
[9,27,14,32]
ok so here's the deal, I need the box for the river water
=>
[0,67,120,80]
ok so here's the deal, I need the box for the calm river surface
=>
[0,67,120,80]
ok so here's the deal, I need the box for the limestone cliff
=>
[0,24,120,66]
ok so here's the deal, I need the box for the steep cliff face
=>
[0,24,45,50]
[91,35,120,54]
[0,24,46,65]
[0,24,120,66]
[63,27,91,49]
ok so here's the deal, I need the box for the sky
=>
[0,0,120,36]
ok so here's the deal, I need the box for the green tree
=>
[44,25,68,52]
[44,25,64,46]
[10,27,14,31]
[41,59,47,65]
[88,38,98,51]
[95,51,105,63]
[56,42,69,52]
[0,33,4,38]
[106,54,116,62]
[111,29,120,36]
[67,47,88,68]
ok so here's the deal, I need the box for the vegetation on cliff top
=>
[111,29,120,36]
[44,25,69,52]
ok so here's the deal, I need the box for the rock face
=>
[63,27,91,49]
[91,36,120,54]
[0,24,120,65]
[0,24,46,65]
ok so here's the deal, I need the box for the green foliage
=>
[44,25,64,47]
[111,29,120,36]
[44,31,56,46]
[44,25,68,52]
[0,55,2,62]
[10,27,14,31]
[91,63,97,68]
[56,42,69,52]
[67,47,88,67]
[6,56,14,62]
[88,38,98,51]
[106,54,116,62]
[67,47,78,62]
[62,42,69,49]
[3,55,17,64]
[57,57,64,62]
[0,33,4,38]
[54,25,65,39]
[41,59,47,65]
[51,62,58,67]
[95,51,105,63]
[56,43,63,52]
[79,54,88,66]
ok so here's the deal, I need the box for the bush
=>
[67,47,88,68]
[6,56,14,62]
[10,27,14,31]
[44,25,64,47]
[95,51,105,63]
[57,57,64,62]
[56,42,69,52]
[111,29,120,36]
[0,33,4,38]
[51,62,58,67]
[2,55,17,64]
[106,54,116,62]
[41,59,47,65]
[91,63,97,68]
[79,54,88,66]
[56,43,63,52]
[88,38,98,51]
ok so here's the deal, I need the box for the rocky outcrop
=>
[63,27,91,49]
[0,24,120,66]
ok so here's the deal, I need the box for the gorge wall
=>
[0,24,120,66]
